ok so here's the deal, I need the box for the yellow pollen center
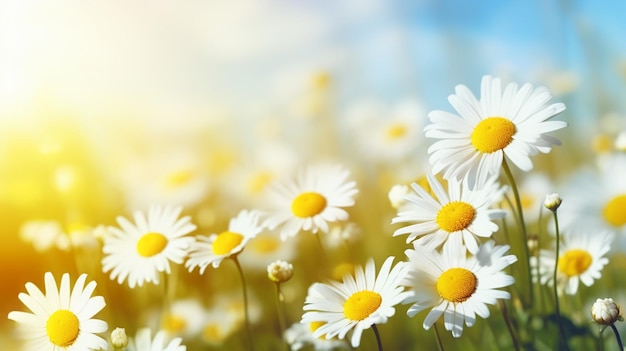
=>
[291,192,327,218]
[136,232,168,257]
[46,309,79,347]
[250,236,280,254]
[520,194,535,210]
[212,231,244,255]
[558,249,592,277]
[436,201,476,232]
[247,171,273,194]
[343,290,382,321]
[603,194,626,227]
[162,314,187,333]
[309,321,325,333]
[202,323,223,343]
[436,268,477,303]
[165,169,193,187]
[385,123,408,140]
[471,117,516,153]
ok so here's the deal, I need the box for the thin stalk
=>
[433,322,445,351]
[499,300,521,351]
[315,232,328,261]
[232,256,255,351]
[372,324,384,351]
[610,323,624,351]
[274,282,288,349]
[551,211,569,351]
[502,158,534,308]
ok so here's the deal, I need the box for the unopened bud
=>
[591,298,623,327]
[544,193,562,212]
[111,327,128,349]
[268,260,294,283]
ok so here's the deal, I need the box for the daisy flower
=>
[263,164,358,241]
[391,172,507,254]
[146,298,205,339]
[284,321,349,351]
[119,149,211,211]
[558,154,626,251]
[128,328,186,351]
[534,231,613,295]
[343,98,426,163]
[301,256,409,348]
[7,272,108,351]
[185,209,263,273]
[102,205,196,288]
[403,240,517,337]
[424,75,567,186]
[237,230,297,272]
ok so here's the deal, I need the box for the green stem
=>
[551,211,569,351]
[499,300,521,351]
[274,282,288,349]
[433,322,445,351]
[372,324,384,351]
[502,158,534,308]
[233,256,255,351]
[610,322,624,351]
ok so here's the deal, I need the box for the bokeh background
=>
[2,0,626,348]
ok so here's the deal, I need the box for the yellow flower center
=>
[212,231,244,255]
[309,321,325,333]
[592,134,613,154]
[46,309,80,347]
[247,171,273,195]
[332,262,355,281]
[558,249,592,277]
[249,236,280,254]
[202,323,224,343]
[471,117,517,153]
[136,232,168,257]
[385,123,408,141]
[437,268,477,303]
[291,192,327,218]
[343,290,382,321]
[603,194,626,227]
[162,314,187,333]
[436,201,476,232]
[165,169,193,188]
[520,194,535,210]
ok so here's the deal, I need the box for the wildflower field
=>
[2,1,626,350]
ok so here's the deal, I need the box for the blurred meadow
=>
[3,1,626,350]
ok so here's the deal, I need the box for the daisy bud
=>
[591,298,623,326]
[544,193,562,212]
[111,327,128,349]
[268,260,294,283]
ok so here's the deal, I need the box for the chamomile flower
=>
[425,75,567,186]
[392,172,507,254]
[403,240,517,338]
[558,154,626,251]
[284,322,349,351]
[301,256,409,348]
[8,272,108,351]
[185,209,263,273]
[238,230,297,272]
[344,98,426,163]
[534,231,613,295]
[263,164,358,241]
[128,328,186,351]
[102,205,196,288]
[149,299,205,339]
